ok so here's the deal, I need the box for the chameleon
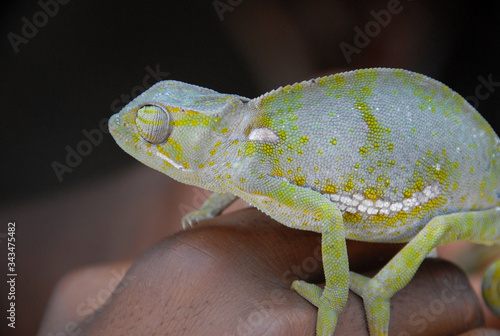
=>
[109,68,500,335]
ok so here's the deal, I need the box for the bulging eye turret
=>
[136,105,170,144]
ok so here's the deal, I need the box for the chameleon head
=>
[108,80,248,186]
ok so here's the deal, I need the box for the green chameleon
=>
[109,68,500,335]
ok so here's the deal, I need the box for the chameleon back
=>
[243,68,500,242]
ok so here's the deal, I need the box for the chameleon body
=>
[109,68,500,335]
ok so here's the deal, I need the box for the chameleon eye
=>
[136,105,170,144]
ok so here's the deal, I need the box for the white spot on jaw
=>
[248,128,280,143]
[154,147,187,171]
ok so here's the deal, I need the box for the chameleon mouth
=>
[108,111,137,149]
[108,112,122,139]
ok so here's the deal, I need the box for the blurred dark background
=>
[0,0,499,335]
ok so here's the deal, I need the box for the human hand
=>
[41,208,498,335]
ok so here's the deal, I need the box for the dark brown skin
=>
[41,208,500,336]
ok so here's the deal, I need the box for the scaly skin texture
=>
[109,68,500,335]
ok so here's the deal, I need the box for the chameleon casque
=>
[109,68,500,335]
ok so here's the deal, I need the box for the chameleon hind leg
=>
[235,175,350,336]
[292,215,350,336]
[349,207,500,336]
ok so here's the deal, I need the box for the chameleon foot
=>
[292,280,322,306]
[181,210,213,229]
[349,272,390,336]
[181,192,237,229]
[292,280,343,336]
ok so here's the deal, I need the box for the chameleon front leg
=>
[349,207,500,336]
[237,176,349,336]
[182,192,237,229]
[292,217,350,336]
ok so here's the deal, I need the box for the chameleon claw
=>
[181,192,238,230]
[181,211,211,229]
[292,281,346,336]
[292,280,323,307]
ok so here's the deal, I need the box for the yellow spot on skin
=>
[271,167,284,177]
[167,138,183,153]
[330,138,337,145]
[262,143,274,156]
[323,181,337,194]
[293,176,306,186]
[245,143,256,156]
[344,180,355,192]
[364,187,382,200]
